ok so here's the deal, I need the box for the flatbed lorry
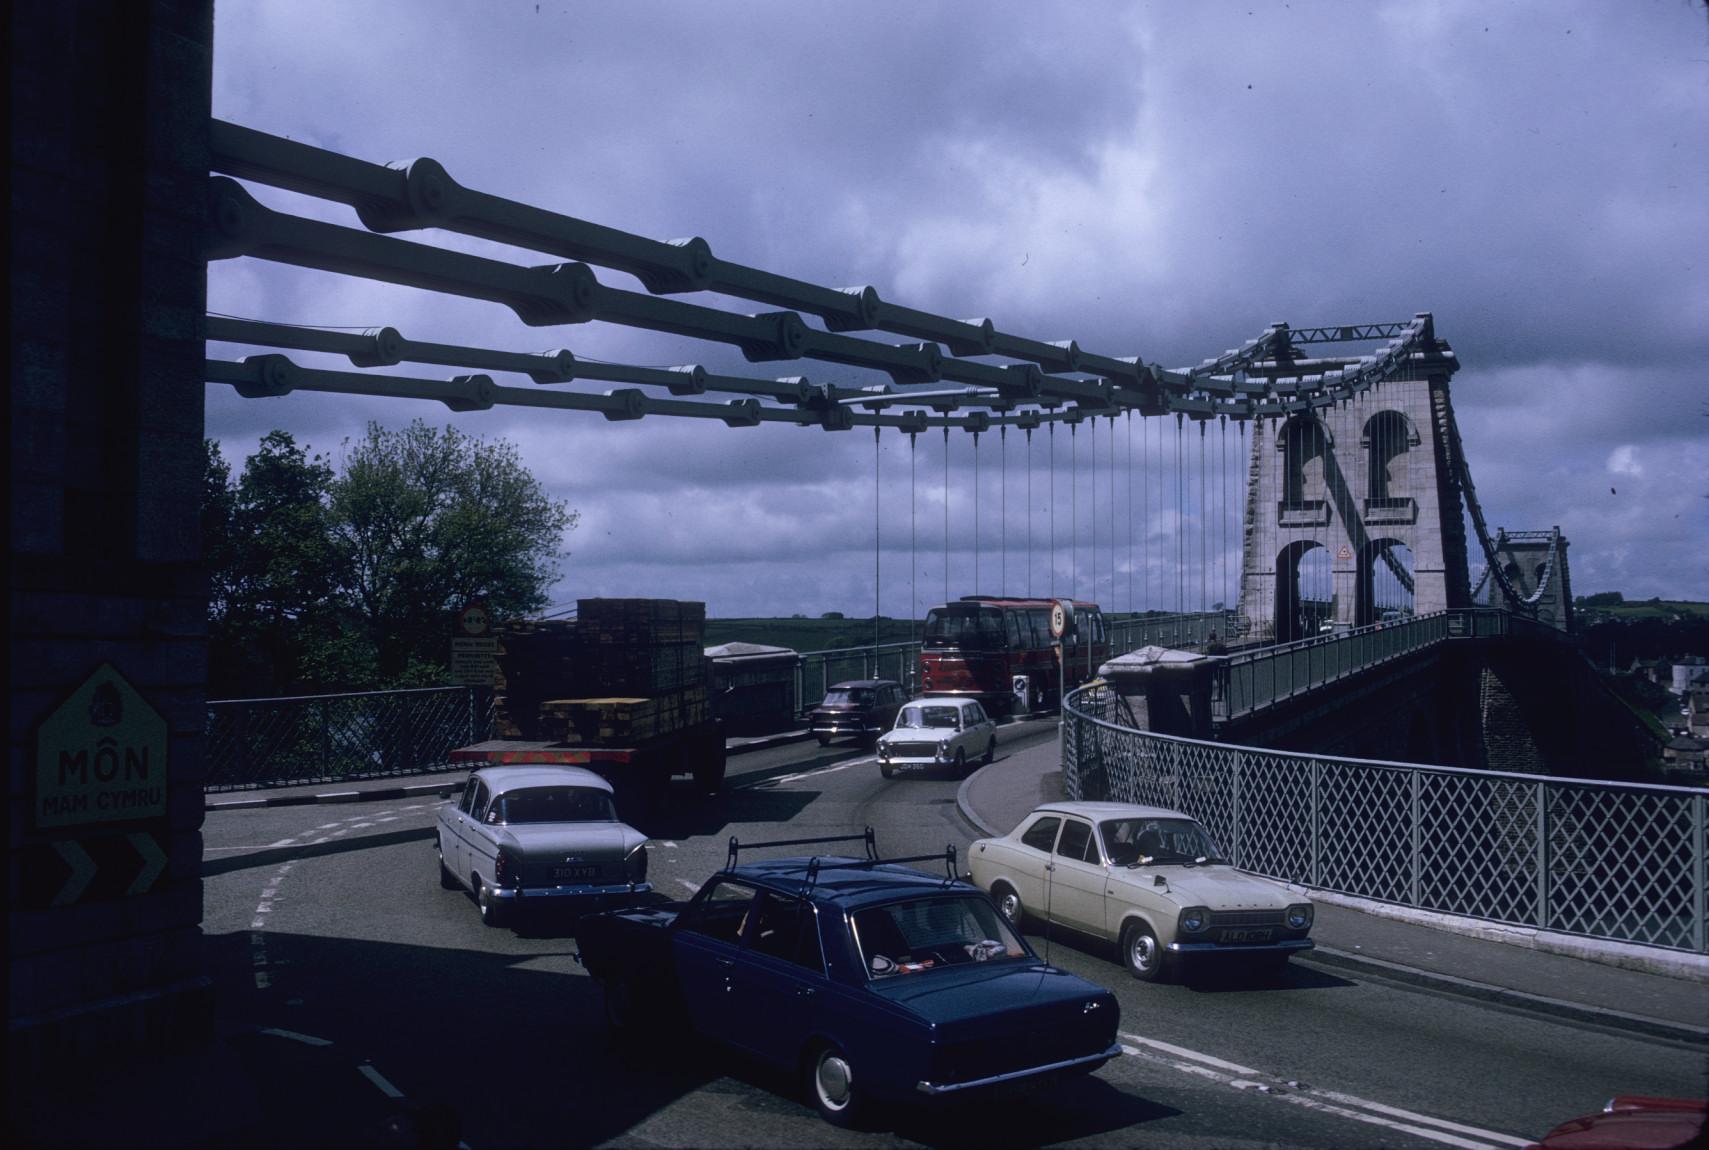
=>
[449,598,727,815]
[449,724,726,811]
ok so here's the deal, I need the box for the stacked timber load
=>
[575,598,707,694]
[491,620,583,738]
[494,599,710,743]
[537,688,711,745]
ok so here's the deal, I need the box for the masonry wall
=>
[1236,369,1470,642]
[8,0,213,1073]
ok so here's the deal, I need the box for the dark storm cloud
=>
[209,1,1709,614]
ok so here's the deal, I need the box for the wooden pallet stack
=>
[494,599,710,743]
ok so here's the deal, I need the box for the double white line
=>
[1120,1033,1532,1150]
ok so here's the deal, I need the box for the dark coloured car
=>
[575,830,1121,1127]
[809,679,907,746]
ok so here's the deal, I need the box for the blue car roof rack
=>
[726,827,879,870]
[725,828,961,892]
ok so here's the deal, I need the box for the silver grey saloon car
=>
[435,764,651,927]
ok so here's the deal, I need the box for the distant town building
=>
[1670,656,1709,694]
[1688,687,1709,740]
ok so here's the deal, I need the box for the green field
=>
[1577,598,1709,620]
[704,617,921,654]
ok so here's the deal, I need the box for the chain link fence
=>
[206,687,492,791]
[1065,684,1707,953]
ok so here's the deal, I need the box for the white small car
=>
[875,697,997,778]
[969,801,1313,980]
[436,764,651,927]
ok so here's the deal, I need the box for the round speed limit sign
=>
[1049,600,1069,638]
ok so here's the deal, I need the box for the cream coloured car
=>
[969,801,1313,981]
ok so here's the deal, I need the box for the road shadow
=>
[202,826,436,877]
[630,783,818,840]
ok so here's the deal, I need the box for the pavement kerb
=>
[205,729,815,810]
[1304,888,1709,984]
[1300,945,1709,1047]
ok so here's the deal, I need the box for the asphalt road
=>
[199,726,1706,1149]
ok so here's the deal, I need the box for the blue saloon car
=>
[575,830,1121,1127]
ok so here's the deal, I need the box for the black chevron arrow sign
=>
[17,831,168,909]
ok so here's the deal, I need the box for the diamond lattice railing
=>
[1065,684,1705,953]
[1316,761,1414,902]
[1546,784,1702,950]
[206,687,488,790]
[1417,771,1541,923]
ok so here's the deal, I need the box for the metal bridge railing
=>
[789,611,1232,717]
[1214,608,1568,722]
[794,642,921,715]
[206,686,492,791]
[1065,684,1707,954]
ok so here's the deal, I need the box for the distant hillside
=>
[705,617,921,654]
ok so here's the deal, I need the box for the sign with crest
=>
[34,664,169,828]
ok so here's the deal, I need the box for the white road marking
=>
[742,758,874,787]
[678,879,701,893]
[358,1062,406,1099]
[1118,1032,1529,1150]
[260,1028,331,1047]
[315,822,342,830]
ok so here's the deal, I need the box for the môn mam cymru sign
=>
[35,664,168,828]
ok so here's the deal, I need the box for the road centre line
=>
[1118,1032,1529,1150]
[740,757,874,788]
[260,1027,332,1047]
[358,1062,405,1099]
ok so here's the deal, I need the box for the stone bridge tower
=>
[1235,325,1472,643]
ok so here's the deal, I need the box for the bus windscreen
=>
[923,605,1006,650]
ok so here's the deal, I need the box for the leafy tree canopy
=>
[204,422,574,695]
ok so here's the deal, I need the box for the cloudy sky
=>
[206,1,1709,621]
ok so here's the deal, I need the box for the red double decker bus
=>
[917,596,1108,715]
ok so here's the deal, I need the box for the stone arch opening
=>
[1362,410,1414,501]
[1276,540,1333,643]
[1357,538,1415,626]
[1279,415,1331,507]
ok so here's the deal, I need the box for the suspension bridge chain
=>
[207,121,1448,440]
[1442,395,1560,613]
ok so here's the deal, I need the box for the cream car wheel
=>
[1121,921,1166,982]
[992,883,1024,927]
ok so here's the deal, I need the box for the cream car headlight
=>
[1179,906,1209,934]
[1286,903,1313,931]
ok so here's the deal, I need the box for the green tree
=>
[329,420,575,683]
[205,431,349,694]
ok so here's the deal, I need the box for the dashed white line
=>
[358,1062,405,1099]
[260,1028,331,1047]
[1118,1032,1530,1150]
[740,758,874,788]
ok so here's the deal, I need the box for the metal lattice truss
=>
[1066,686,1707,953]
[205,120,1457,434]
